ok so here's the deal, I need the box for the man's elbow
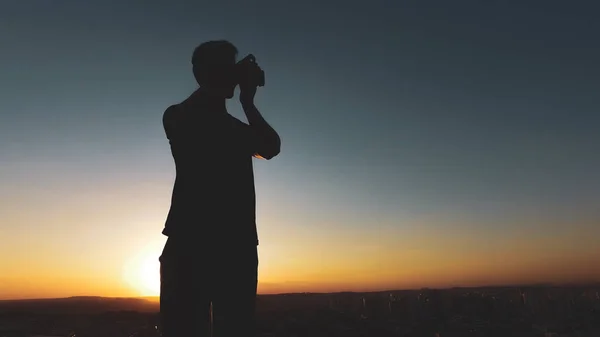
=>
[256,146,280,160]
[256,139,281,160]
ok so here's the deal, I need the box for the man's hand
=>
[238,64,262,105]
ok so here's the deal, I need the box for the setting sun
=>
[123,245,161,296]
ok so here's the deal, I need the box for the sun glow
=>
[123,244,161,296]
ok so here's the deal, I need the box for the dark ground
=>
[1,285,599,337]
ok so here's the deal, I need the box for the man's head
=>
[192,40,238,98]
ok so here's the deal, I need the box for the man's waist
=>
[167,201,255,217]
[172,173,255,188]
[162,225,259,245]
[164,206,256,229]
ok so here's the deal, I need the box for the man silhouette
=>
[159,40,281,337]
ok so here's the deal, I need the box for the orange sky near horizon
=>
[1,183,599,300]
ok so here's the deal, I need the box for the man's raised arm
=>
[240,101,281,160]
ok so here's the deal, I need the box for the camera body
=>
[235,54,265,87]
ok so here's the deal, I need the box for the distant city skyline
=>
[1,0,599,299]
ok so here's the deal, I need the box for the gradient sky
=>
[1,0,599,300]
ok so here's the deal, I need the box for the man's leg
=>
[211,246,258,337]
[159,238,211,337]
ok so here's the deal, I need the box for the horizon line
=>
[3,281,599,302]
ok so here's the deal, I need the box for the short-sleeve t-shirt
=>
[162,97,259,246]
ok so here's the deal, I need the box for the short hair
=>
[192,40,238,67]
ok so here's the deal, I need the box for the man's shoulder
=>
[163,103,202,128]
[163,102,219,123]
[163,104,183,124]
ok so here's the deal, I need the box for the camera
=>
[235,54,265,87]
